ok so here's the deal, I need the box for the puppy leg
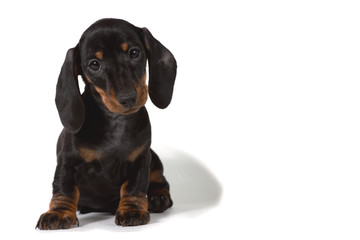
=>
[115,152,150,226]
[148,149,173,213]
[36,161,79,230]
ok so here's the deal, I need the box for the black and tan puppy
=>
[36,18,176,230]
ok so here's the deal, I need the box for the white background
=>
[1,0,360,239]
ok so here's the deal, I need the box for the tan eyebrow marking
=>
[95,51,103,59]
[121,43,129,52]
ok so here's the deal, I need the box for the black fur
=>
[36,18,176,230]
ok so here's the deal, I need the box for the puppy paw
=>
[148,189,173,213]
[115,209,150,226]
[36,211,78,230]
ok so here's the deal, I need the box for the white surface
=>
[1,0,360,239]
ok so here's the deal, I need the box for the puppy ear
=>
[141,28,177,109]
[55,46,85,134]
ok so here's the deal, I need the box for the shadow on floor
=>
[160,148,222,213]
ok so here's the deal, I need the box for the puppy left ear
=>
[141,28,177,109]
[55,46,85,134]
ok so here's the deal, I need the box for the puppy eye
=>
[89,60,101,71]
[129,48,140,58]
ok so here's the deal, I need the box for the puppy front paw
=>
[115,209,150,226]
[36,211,78,230]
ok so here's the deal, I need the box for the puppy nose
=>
[118,92,137,108]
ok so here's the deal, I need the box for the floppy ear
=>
[55,46,85,134]
[141,28,177,109]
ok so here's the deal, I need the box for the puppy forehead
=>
[86,18,138,32]
[82,20,140,43]
[81,29,142,57]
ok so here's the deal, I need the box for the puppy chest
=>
[75,160,124,207]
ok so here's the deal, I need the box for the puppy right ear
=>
[55,46,85,134]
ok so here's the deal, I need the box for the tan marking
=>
[118,195,148,211]
[134,73,148,108]
[49,186,79,210]
[84,74,93,83]
[78,147,101,162]
[150,170,164,183]
[121,43,129,52]
[119,182,147,210]
[128,143,147,162]
[43,186,80,228]
[84,74,125,113]
[85,73,148,115]
[115,194,149,226]
[116,181,149,225]
[95,51,103,59]
[85,74,126,113]
[141,73,147,83]
[94,86,127,113]
[120,181,129,198]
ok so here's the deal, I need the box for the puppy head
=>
[55,19,177,133]
[80,19,148,115]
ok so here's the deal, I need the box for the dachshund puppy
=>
[36,18,176,230]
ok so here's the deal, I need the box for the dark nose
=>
[118,92,137,108]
